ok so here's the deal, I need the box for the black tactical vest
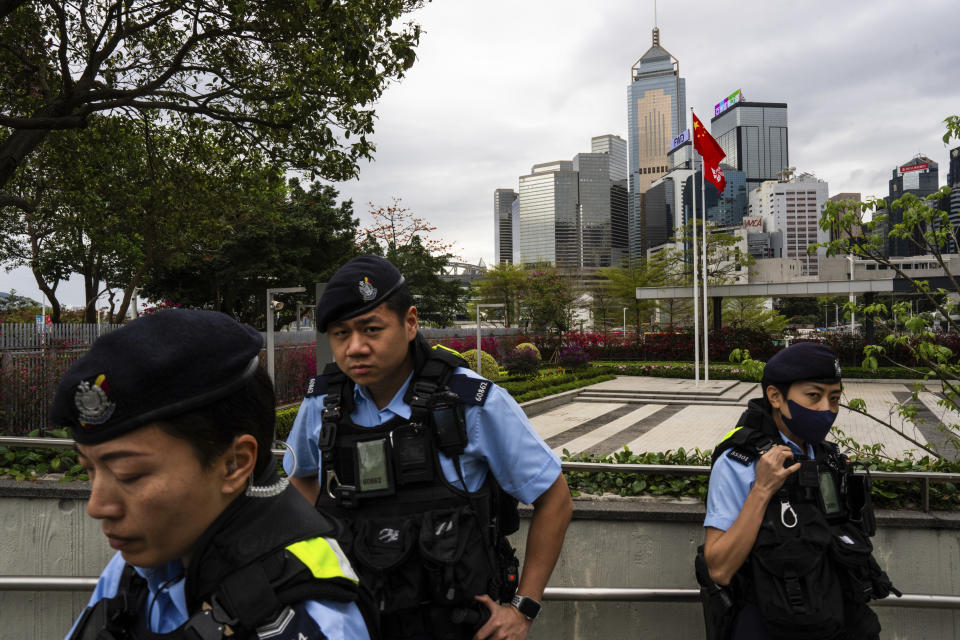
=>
[309,337,519,639]
[69,470,363,640]
[707,399,897,640]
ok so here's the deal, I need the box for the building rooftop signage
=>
[899,162,929,174]
[714,89,743,117]
[670,129,690,151]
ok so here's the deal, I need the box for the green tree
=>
[723,297,788,333]
[813,115,960,453]
[358,200,466,327]
[475,262,525,328]
[0,0,425,198]
[141,179,359,327]
[598,261,663,334]
[519,264,575,334]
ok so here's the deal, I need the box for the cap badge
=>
[74,374,115,426]
[358,276,377,302]
[834,359,842,377]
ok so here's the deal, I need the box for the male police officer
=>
[284,255,573,640]
[53,309,369,639]
[697,342,897,640]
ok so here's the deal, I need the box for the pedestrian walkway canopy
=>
[635,277,958,300]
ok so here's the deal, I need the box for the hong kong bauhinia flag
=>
[692,112,726,193]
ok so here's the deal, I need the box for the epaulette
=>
[446,374,492,406]
[305,375,329,398]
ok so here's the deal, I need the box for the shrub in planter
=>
[504,346,541,376]
[514,342,541,358]
[461,349,500,380]
[558,344,589,369]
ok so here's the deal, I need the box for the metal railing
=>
[3,437,960,512]
[0,577,957,610]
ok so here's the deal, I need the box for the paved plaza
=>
[530,376,960,460]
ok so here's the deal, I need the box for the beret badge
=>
[74,375,115,426]
[358,276,377,302]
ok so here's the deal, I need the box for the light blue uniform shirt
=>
[283,367,561,505]
[704,431,815,531]
[65,552,369,639]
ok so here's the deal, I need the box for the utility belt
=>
[697,434,899,640]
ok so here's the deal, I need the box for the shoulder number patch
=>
[726,447,756,467]
[304,375,328,398]
[447,374,492,405]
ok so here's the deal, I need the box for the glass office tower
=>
[517,161,580,268]
[494,188,517,263]
[627,28,687,262]
[885,155,939,257]
[710,101,789,193]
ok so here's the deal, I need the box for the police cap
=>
[316,254,406,332]
[50,309,263,444]
[762,342,842,387]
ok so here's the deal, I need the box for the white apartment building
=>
[748,172,829,276]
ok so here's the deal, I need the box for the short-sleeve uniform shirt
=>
[704,431,815,532]
[65,552,369,639]
[284,367,561,505]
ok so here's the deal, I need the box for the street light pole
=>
[623,307,627,335]
[846,254,856,334]
[266,286,306,382]
[475,303,505,373]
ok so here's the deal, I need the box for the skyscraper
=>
[627,27,686,262]
[493,188,517,263]
[710,95,789,193]
[885,155,939,257]
[748,172,829,276]
[946,147,960,254]
[517,161,580,268]
[513,136,629,270]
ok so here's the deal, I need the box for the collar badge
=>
[358,276,377,302]
[74,375,116,426]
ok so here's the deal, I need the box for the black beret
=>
[316,254,406,332]
[50,309,263,444]
[762,342,842,387]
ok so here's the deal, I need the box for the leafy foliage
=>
[460,349,500,381]
[0,0,426,193]
[503,343,541,376]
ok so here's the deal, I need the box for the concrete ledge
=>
[519,388,580,418]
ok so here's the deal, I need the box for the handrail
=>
[3,437,958,512]
[1,577,958,609]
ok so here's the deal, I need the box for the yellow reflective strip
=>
[718,426,742,445]
[286,537,359,584]
[433,344,461,357]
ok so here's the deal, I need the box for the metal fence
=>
[0,323,123,350]
[0,577,956,609]
[2,437,959,512]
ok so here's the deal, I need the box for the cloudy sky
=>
[3,0,957,307]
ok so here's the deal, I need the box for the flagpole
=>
[690,107,700,386]
[701,152,710,382]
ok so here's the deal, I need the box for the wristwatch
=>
[511,595,542,620]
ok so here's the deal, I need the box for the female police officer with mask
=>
[698,342,897,640]
[52,309,370,639]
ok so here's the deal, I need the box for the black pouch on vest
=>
[419,506,489,606]
[393,423,435,485]
[750,502,846,640]
[352,517,422,613]
[829,522,882,639]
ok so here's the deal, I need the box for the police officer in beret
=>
[52,309,370,639]
[696,342,897,640]
[284,255,573,640]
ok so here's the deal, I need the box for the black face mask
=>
[780,399,838,444]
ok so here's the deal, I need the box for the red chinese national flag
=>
[692,112,726,194]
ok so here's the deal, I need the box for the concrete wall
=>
[2,481,959,639]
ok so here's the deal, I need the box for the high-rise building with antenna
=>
[627,27,687,263]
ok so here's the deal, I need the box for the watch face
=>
[513,595,542,619]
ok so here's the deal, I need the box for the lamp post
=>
[623,307,627,335]
[476,303,505,373]
[846,254,856,334]
[266,286,306,382]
